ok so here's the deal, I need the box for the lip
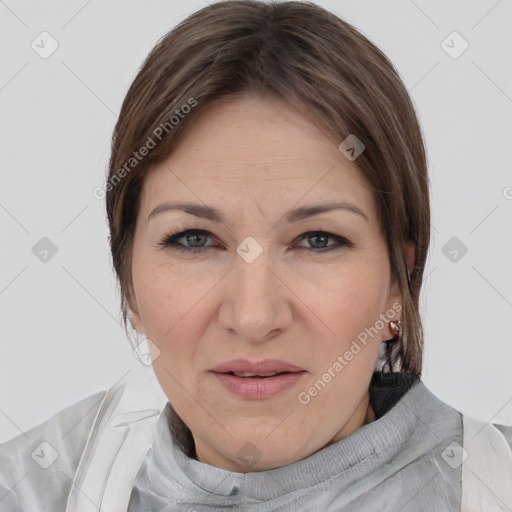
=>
[212,371,306,399]
[210,359,304,374]
[210,359,306,399]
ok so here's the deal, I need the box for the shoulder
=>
[409,382,512,474]
[459,416,512,506]
[0,390,106,511]
[462,416,512,453]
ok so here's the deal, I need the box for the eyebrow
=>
[148,201,369,224]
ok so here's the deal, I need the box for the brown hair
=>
[106,0,430,376]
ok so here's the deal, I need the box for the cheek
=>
[136,268,205,405]
[133,256,203,328]
[313,264,389,338]
[133,260,218,375]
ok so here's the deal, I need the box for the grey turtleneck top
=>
[126,374,463,511]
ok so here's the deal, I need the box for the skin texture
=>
[129,94,415,473]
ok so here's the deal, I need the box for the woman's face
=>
[130,94,412,472]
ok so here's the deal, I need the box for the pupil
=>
[187,232,205,247]
[310,232,327,248]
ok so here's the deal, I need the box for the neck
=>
[329,390,375,445]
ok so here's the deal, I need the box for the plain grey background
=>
[1,0,511,443]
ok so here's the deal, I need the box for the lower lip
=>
[211,371,306,399]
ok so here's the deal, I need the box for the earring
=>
[390,319,402,337]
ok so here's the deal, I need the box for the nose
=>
[218,249,294,342]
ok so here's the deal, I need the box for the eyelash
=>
[157,229,353,254]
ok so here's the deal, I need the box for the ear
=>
[127,300,145,334]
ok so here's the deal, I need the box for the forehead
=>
[139,95,377,225]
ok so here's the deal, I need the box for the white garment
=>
[461,415,512,511]
[64,367,168,512]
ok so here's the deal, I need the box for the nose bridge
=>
[222,245,287,339]
[236,247,276,311]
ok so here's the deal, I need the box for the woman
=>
[1,1,511,510]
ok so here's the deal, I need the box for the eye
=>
[159,229,216,253]
[296,231,353,251]
[158,228,353,254]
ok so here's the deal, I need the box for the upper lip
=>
[210,359,305,374]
